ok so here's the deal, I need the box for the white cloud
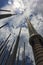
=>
[32,0,43,16]
[8,0,25,13]
[0,0,43,65]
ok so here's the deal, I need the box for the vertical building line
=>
[16,47,20,65]
[0,40,9,65]
[6,28,21,65]
[0,14,17,19]
[0,33,11,56]
[22,42,25,65]
[0,34,11,65]
[0,23,8,29]
[4,39,15,65]
[0,9,11,12]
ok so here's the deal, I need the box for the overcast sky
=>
[0,0,43,65]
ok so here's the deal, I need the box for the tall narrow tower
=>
[26,18,43,65]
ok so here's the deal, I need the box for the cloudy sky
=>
[0,0,43,65]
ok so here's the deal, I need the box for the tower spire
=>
[26,18,43,65]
